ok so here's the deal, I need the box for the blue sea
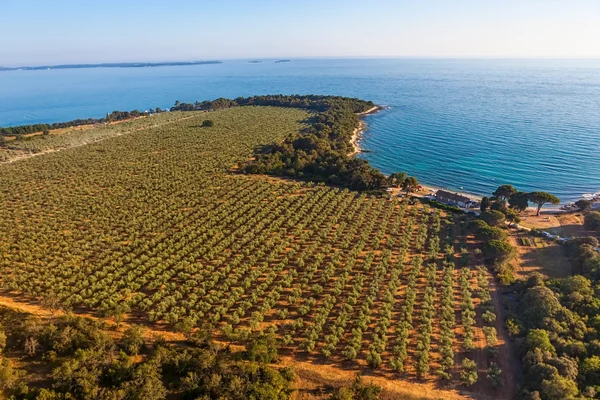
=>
[1,59,599,203]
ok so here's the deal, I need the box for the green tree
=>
[482,240,514,264]
[480,197,490,212]
[491,199,508,212]
[0,328,6,354]
[468,219,489,233]
[526,330,556,354]
[401,176,419,194]
[460,358,478,386]
[505,208,521,227]
[540,376,578,400]
[509,191,530,212]
[122,325,146,355]
[475,226,507,241]
[388,172,407,187]
[0,357,20,390]
[580,356,600,386]
[487,362,502,387]
[493,184,517,200]
[245,332,278,364]
[481,210,506,227]
[175,317,196,339]
[528,192,560,216]
[330,374,381,400]
[575,199,593,212]
[522,288,563,329]
[584,211,600,232]
[125,360,167,400]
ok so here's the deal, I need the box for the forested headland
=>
[2,95,388,191]
[171,95,387,190]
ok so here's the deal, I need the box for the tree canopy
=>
[584,211,600,232]
[493,184,517,200]
[480,210,506,227]
[509,191,530,212]
[528,192,560,216]
[401,176,419,194]
[482,239,514,265]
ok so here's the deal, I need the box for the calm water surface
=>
[1,59,598,202]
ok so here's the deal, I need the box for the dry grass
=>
[287,358,477,400]
[520,211,598,239]
[509,233,571,278]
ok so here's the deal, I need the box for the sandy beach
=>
[349,106,382,157]
[348,120,366,156]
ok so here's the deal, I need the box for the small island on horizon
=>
[0,60,222,71]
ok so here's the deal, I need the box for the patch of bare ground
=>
[508,233,571,278]
[520,211,599,239]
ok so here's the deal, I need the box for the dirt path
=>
[488,279,518,399]
[1,114,199,165]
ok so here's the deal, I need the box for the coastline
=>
[349,106,382,157]
[350,106,481,202]
[350,105,585,210]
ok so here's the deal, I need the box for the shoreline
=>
[350,106,482,201]
[349,106,382,157]
[350,106,588,211]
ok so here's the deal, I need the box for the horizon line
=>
[3,55,600,68]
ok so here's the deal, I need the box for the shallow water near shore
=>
[1,58,599,202]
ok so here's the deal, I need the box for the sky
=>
[1,0,599,66]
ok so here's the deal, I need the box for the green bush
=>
[121,325,146,355]
[584,211,600,232]
[475,226,508,242]
[460,358,478,386]
[483,240,515,265]
[481,210,507,227]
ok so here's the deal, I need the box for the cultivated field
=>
[0,107,506,398]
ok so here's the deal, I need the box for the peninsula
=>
[0,60,222,71]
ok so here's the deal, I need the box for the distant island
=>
[0,60,222,71]
[275,59,291,63]
[248,60,262,64]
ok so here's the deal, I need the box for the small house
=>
[435,190,471,208]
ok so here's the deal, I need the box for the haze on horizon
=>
[1,0,599,66]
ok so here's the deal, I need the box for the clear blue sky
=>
[1,0,599,66]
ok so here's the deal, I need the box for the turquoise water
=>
[1,59,598,202]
